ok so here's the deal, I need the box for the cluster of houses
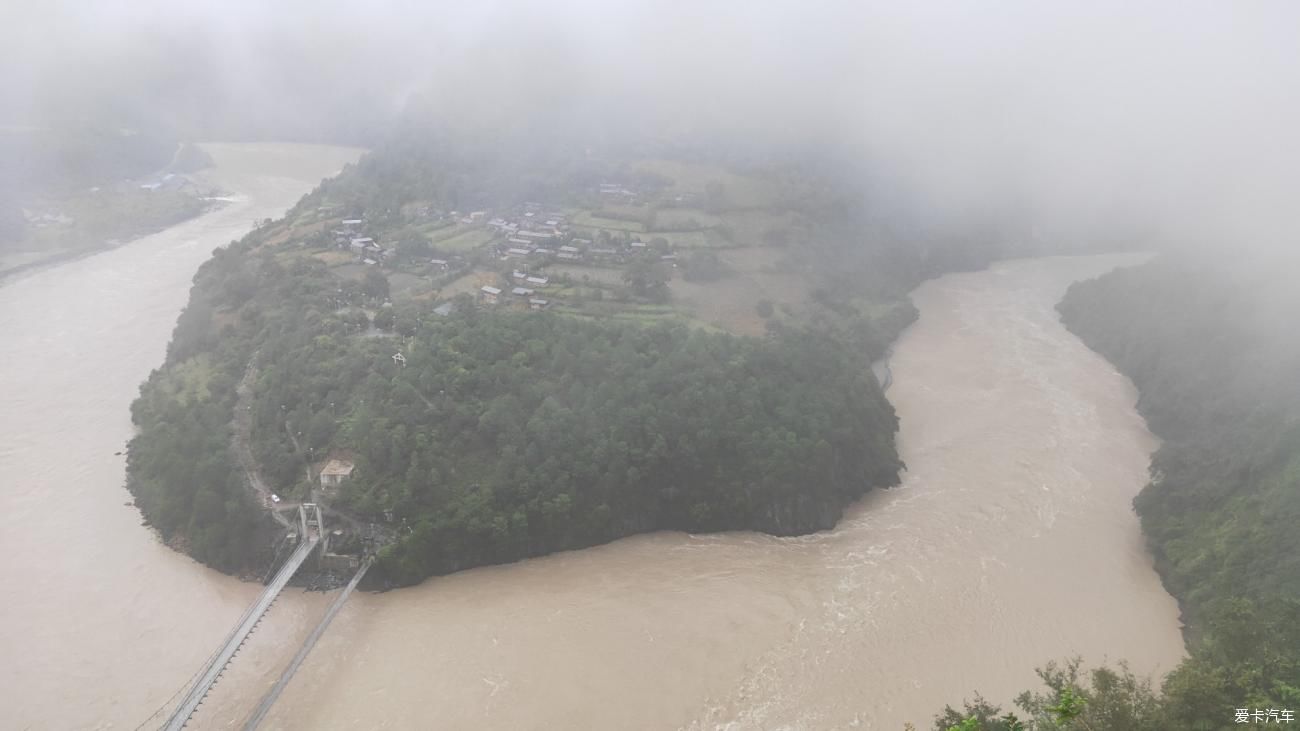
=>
[480,268,552,310]
[325,192,692,317]
[485,202,571,261]
[331,217,393,265]
[481,203,678,268]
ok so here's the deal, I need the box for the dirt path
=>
[232,353,294,528]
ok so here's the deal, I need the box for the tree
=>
[683,250,728,282]
[361,269,390,300]
[622,258,671,302]
[396,236,432,262]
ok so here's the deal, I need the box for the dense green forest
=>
[127,235,901,583]
[265,309,901,583]
[931,252,1300,730]
[124,132,937,584]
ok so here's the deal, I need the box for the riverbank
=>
[871,347,895,391]
[0,142,364,730]
[0,197,224,284]
[252,254,1183,731]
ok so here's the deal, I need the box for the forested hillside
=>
[930,253,1300,730]
[1060,256,1300,628]
[125,133,937,585]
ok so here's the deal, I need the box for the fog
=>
[5,0,1299,253]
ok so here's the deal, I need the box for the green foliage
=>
[129,225,903,581]
[1058,255,1300,627]
[936,659,1161,731]
[297,312,901,584]
[361,268,390,300]
[682,250,729,282]
[936,252,1300,731]
[622,257,671,302]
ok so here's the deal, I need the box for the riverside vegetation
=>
[932,253,1300,730]
[0,127,213,277]
[125,120,1007,585]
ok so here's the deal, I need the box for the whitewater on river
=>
[0,144,1183,730]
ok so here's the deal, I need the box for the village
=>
[284,159,819,337]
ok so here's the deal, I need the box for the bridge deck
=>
[162,534,320,731]
[241,556,375,730]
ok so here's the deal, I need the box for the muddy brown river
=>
[0,144,1183,730]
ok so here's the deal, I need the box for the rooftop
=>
[320,459,355,477]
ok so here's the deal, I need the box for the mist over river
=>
[0,146,1182,730]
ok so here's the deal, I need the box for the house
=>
[469,211,487,221]
[525,276,549,287]
[430,258,450,271]
[629,241,647,250]
[505,248,532,258]
[511,286,535,297]
[319,459,355,489]
[529,298,550,310]
[517,230,555,241]
[512,270,528,280]
[531,247,554,257]
[341,218,364,228]
[480,285,502,304]
[507,237,532,247]
[558,245,581,255]
[556,251,581,261]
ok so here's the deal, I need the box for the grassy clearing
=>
[717,209,802,246]
[430,226,495,252]
[650,208,723,231]
[720,246,792,273]
[669,258,809,337]
[312,250,355,266]
[546,264,624,286]
[594,204,652,223]
[438,269,498,298]
[332,262,369,281]
[647,230,728,249]
[388,272,431,301]
[634,159,782,208]
[572,211,647,233]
